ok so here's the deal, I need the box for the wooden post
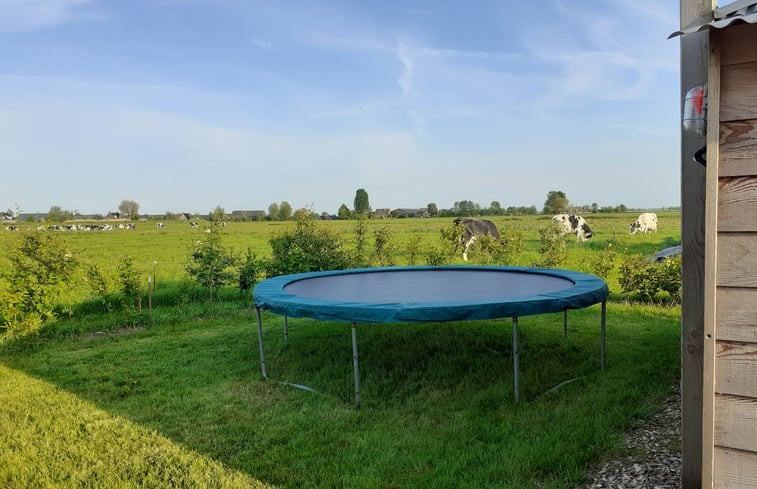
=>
[679,1,715,488]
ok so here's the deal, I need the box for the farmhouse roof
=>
[669,0,757,38]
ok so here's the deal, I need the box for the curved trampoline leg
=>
[601,301,606,370]
[513,317,519,403]
[255,307,267,380]
[564,310,568,338]
[351,323,361,409]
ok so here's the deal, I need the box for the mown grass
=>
[0,213,681,487]
[0,301,679,488]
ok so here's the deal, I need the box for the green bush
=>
[117,255,142,310]
[265,212,350,276]
[186,224,237,301]
[535,222,567,268]
[372,227,396,267]
[238,248,263,294]
[618,254,681,303]
[0,232,77,336]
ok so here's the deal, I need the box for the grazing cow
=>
[190,221,199,228]
[157,222,165,229]
[552,214,594,242]
[453,217,500,261]
[629,213,657,235]
[126,223,136,230]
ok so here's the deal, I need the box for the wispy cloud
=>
[0,0,102,33]
[251,37,274,51]
[396,42,414,96]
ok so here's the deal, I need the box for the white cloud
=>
[396,42,414,96]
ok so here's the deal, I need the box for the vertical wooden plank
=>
[679,3,715,488]
[702,30,721,489]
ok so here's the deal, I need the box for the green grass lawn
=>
[0,302,679,488]
[0,213,682,488]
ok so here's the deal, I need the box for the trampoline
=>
[253,266,609,407]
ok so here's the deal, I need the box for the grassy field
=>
[0,212,682,488]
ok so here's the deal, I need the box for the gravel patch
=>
[583,387,681,489]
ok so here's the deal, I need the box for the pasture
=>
[0,212,681,488]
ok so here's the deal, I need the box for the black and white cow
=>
[453,217,500,261]
[552,214,594,242]
[190,221,199,228]
[629,213,657,234]
[157,222,165,229]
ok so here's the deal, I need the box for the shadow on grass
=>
[0,304,680,489]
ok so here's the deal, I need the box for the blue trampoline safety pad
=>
[253,266,608,323]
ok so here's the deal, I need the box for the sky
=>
[1,0,683,216]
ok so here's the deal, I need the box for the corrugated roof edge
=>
[668,2,757,38]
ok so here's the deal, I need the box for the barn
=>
[673,1,757,487]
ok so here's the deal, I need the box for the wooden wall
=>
[705,22,757,489]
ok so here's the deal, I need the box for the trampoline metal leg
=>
[601,301,606,370]
[512,317,519,403]
[563,310,568,338]
[351,323,361,409]
[284,316,289,342]
[255,307,267,379]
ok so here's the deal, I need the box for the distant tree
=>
[164,211,176,220]
[453,200,480,216]
[293,208,310,220]
[267,203,280,221]
[118,200,140,220]
[278,201,292,221]
[427,203,438,217]
[543,191,569,215]
[489,201,502,216]
[47,206,72,223]
[616,204,628,213]
[338,204,351,220]
[210,205,226,223]
[591,203,599,213]
[353,188,371,215]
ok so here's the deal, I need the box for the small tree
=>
[47,205,72,223]
[267,202,280,221]
[352,216,369,267]
[543,191,569,214]
[210,205,226,223]
[186,224,237,301]
[353,188,370,215]
[116,255,141,309]
[118,200,140,220]
[338,204,351,220]
[427,203,438,217]
[0,232,78,335]
[265,213,350,276]
[238,248,263,296]
[536,221,567,268]
[278,201,292,221]
[372,227,395,266]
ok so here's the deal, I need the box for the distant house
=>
[105,212,120,220]
[176,213,193,220]
[390,208,430,218]
[2,212,14,221]
[372,209,391,219]
[231,210,266,221]
[17,213,47,222]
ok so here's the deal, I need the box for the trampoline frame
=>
[253,266,608,408]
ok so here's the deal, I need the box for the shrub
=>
[618,254,681,303]
[352,217,369,268]
[372,227,396,267]
[406,234,423,266]
[535,222,567,268]
[186,224,237,301]
[0,232,77,336]
[589,241,619,282]
[265,212,350,277]
[116,255,142,310]
[238,248,263,294]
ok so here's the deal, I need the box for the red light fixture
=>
[683,84,707,137]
